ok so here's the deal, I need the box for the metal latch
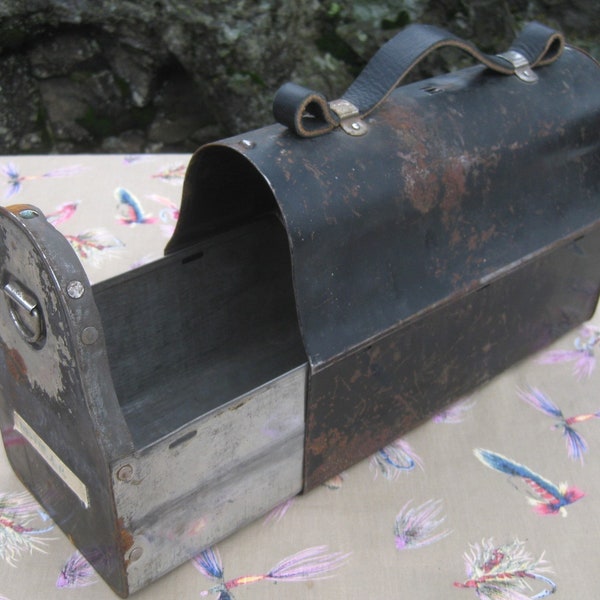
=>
[497,50,539,83]
[329,99,369,136]
[3,281,45,345]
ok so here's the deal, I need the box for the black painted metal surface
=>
[169,45,600,489]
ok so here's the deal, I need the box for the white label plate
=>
[13,411,89,508]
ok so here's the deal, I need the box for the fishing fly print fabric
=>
[1,154,599,600]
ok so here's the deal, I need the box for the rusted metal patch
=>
[303,229,600,489]
[117,517,135,561]
[2,342,27,384]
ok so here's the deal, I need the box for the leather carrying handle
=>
[273,21,565,138]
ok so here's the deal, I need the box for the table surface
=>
[1,154,599,600]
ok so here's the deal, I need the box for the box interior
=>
[93,215,306,449]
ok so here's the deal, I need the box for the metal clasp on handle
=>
[3,281,45,345]
[497,50,539,83]
[329,99,368,136]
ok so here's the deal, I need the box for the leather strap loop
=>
[272,82,338,138]
[273,21,565,137]
[507,20,565,67]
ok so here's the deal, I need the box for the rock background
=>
[1,0,599,154]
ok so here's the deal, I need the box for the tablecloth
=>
[1,154,599,600]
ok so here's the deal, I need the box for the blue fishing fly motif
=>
[518,386,600,463]
[114,187,158,225]
[474,448,584,516]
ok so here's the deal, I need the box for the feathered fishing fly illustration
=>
[454,538,556,599]
[46,201,80,227]
[2,162,83,198]
[432,397,476,424]
[474,448,584,516]
[123,155,155,165]
[56,550,98,588]
[322,473,345,490]
[518,386,600,463]
[370,438,422,480]
[394,498,451,550]
[263,498,295,525]
[0,491,54,566]
[538,324,599,379]
[65,229,125,265]
[151,163,186,185]
[147,193,180,222]
[114,187,158,225]
[193,545,349,599]
[147,193,180,237]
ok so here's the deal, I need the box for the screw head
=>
[67,280,85,299]
[81,326,99,345]
[128,546,143,562]
[117,464,134,482]
[239,139,256,150]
